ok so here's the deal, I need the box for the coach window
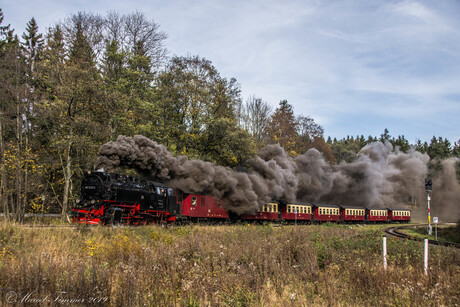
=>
[192,196,197,206]
[218,200,222,208]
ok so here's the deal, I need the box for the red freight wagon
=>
[281,203,313,223]
[340,206,366,222]
[180,194,229,220]
[313,204,340,222]
[367,209,389,222]
[388,209,411,223]
[240,202,280,221]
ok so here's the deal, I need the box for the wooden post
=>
[383,235,387,271]
[424,238,429,275]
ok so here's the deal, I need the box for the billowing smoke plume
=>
[432,158,460,222]
[95,135,460,221]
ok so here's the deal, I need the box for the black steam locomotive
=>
[72,171,179,225]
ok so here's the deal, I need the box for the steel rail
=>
[384,224,460,248]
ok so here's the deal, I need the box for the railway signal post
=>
[425,178,432,235]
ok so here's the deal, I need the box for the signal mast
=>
[425,178,432,235]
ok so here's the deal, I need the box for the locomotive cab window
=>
[191,196,197,206]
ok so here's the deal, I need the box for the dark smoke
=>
[95,135,460,221]
[431,159,460,222]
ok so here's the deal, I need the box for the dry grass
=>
[0,223,459,306]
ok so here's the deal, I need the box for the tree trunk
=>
[15,94,23,223]
[0,110,8,222]
[61,124,73,222]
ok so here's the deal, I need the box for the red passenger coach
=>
[340,206,366,222]
[388,209,411,223]
[313,204,340,222]
[180,194,229,221]
[281,203,313,223]
[367,209,389,222]
[240,202,280,221]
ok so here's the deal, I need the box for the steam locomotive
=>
[72,171,411,225]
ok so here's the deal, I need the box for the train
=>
[72,171,411,225]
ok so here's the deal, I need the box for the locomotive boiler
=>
[72,171,179,225]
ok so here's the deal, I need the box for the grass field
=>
[0,223,459,306]
[400,224,460,244]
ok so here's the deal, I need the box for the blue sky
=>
[2,0,460,144]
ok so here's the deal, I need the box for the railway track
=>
[384,224,460,248]
[13,224,77,229]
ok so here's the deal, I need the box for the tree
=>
[379,128,391,143]
[155,55,254,164]
[393,135,410,153]
[427,136,451,160]
[0,8,17,220]
[453,140,460,158]
[296,115,324,153]
[36,19,104,221]
[124,11,168,70]
[22,17,44,70]
[266,100,298,155]
[304,137,335,164]
[242,95,272,148]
